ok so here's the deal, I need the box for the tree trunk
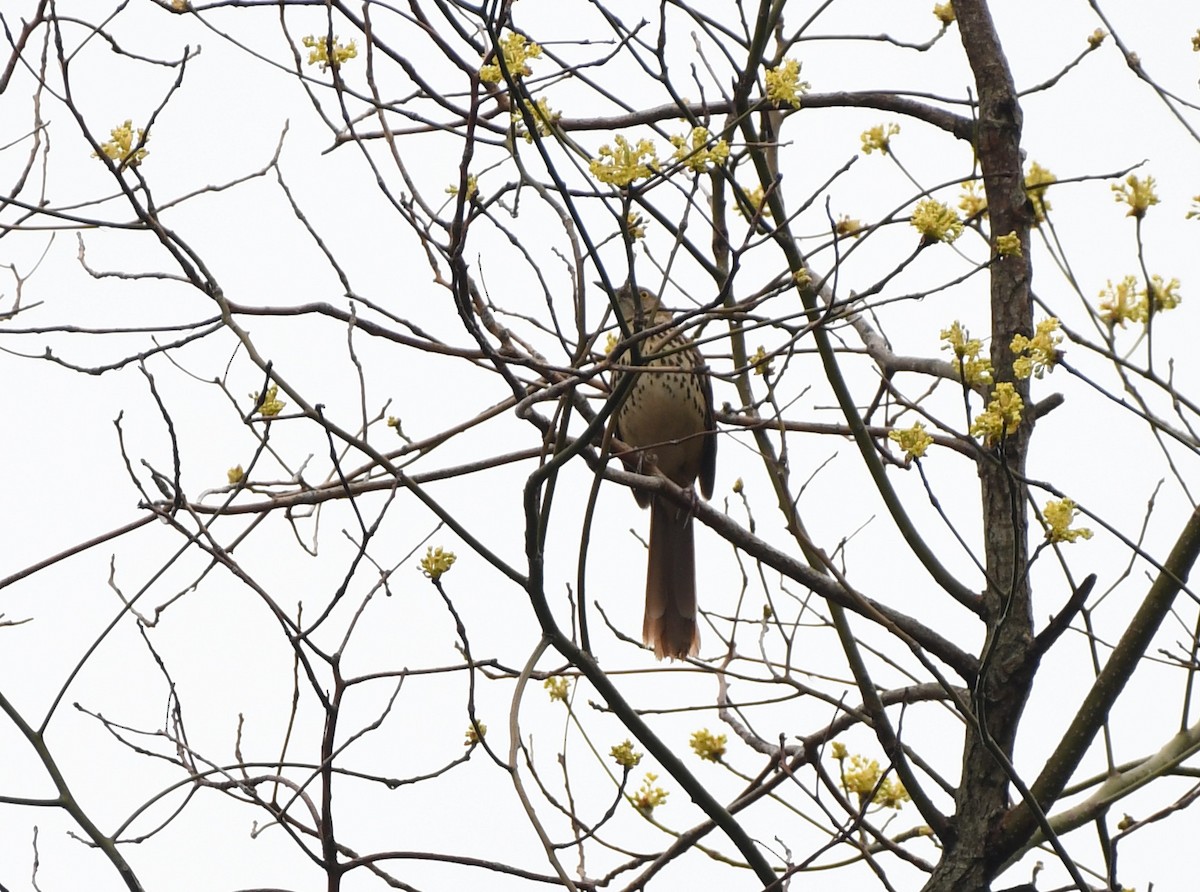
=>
[925,2,1037,889]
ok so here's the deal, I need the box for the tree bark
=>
[924,2,1037,889]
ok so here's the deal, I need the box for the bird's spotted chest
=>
[616,332,707,487]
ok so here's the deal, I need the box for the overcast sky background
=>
[2,1,1200,890]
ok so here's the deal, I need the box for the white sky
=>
[2,1,1200,890]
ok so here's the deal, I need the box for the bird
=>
[611,283,717,660]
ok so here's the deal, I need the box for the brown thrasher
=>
[612,284,717,660]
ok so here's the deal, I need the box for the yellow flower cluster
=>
[837,751,909,810]
[749,345,773,376]
[1112,174,1159,219]
[93,119,148,167]
[543,676,569,702]
[735,184,771,219]
[995,231,1021,257]
[911,199,963,244]
[630,773,669,815]
[835,215,864,238]
[1043,498,1093,543]
[479,31,541,83]
[764,59,809,108]
[253,384,286,417]
[970,382,1023,445]
[932,3,956,25]
[227,465,245,485]
[959,179,987,219]
[670,126,730,173]
[889,422,934,460]
[445,174,478,200]
[940,321,993,385]
[689,728,727,762]
[1145,275,1181,315]
[513,97,559,142]
[861,122,900,156]
[625,212,646,240]
[610,739,643,768]
[420,546,457,580]
[1024,162,1055,223]
[589,135,659,186]
[1099,275,1182,327]
[301,34,358,71]
[464,721,486,745]
[1011,317,1061,379]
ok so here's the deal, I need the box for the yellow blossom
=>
[1043,498,1093,543]
[253,384,286,417]
[625,212,646,240]
[1187,195,1200,220]
[544,676,569,702]
[1193,30,1200,52]
[464,721,486,745]
[736,184,772,218]
[479,31,541,83]
[1024,162,1056,223]
[1011,317,1061,379]
[1098,276,1140,327]
[732,477,744,494]
[959,180,987,219]
[227,465,245,485]
[995,231,1021,257]
[750,345,773,376]
[1112,174,1159,219]
[629,773,668,815]
[861,123,900,156]
[764,59,809,108]
[1146,275,1182,316]
[932,3,955,25]
[301,34,358,71]
[604,332,619,355]
[690,729,727,762]
[610,739,642,768]
[1099,275,1182,326]
[420,546,457,580]
[513,97,559,142]
[670,126,730,172]
[830,741,848,761]
[93,119,148,167]
[840,753,909,810]
[588,135,659,186]
[940,321,993,385]
[445,174,478,199]
[970,382,1024,445]
[1089,29,1108,48]
[889,422,934,460]
[792,267,812,289]
[835,215,864,237]
[911,199,963,244]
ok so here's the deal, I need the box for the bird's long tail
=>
[644,498,700,660]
